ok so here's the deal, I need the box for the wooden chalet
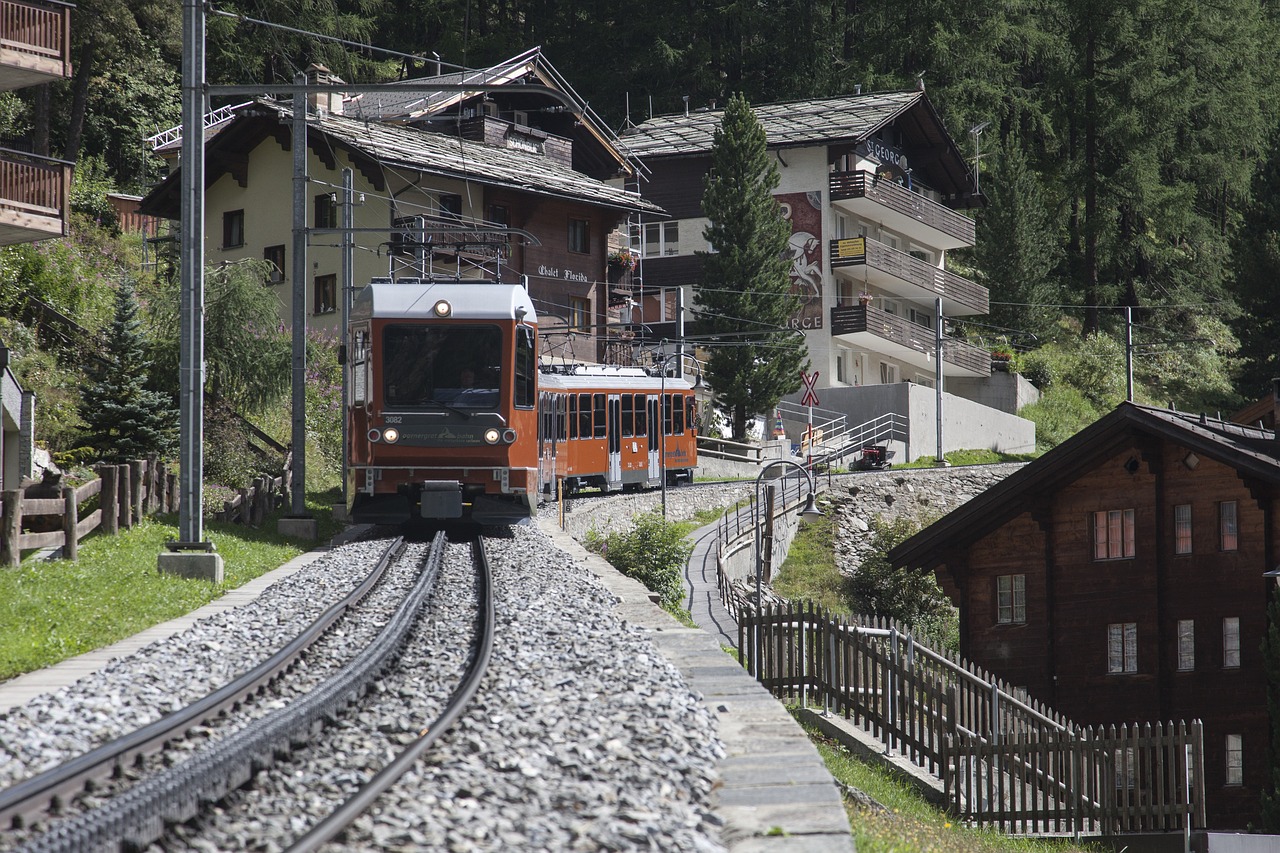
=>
[141,51,660,365]
[889,400,1280,829]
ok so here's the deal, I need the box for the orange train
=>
[537,364,698,495]
[345,277,697,525]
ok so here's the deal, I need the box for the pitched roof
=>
[888,402,1280,571]
[141,100,661,219]
[618,89,977,201]
[620,91,923,157]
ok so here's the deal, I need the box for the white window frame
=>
[643,221,680,257]
[1177,619,1194,671]
[879,362,898,384]
[997,574,1026,624]
[1223,617,1240,668]
[1226,734,1243,785]
[1107,622,1138,674]
[1219,501,1239,551]
[1174,504,1192,555]
[1093,509,1136,560]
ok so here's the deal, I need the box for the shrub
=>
[845,515,952,632]
[1019,385,1103,451]
[585,512,692,611]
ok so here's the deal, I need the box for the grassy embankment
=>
[0,494,343,681]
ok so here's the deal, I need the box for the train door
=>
[647,394,660,484]
[607,394,622,488]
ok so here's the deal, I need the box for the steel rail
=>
[13,533,447,853]
[0,535,406,833]
[286,535,495,852]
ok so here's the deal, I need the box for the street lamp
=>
[753,458,823,608]
[655,341,703,519]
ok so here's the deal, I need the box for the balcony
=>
[0,147,69,245]
[0,0,72,91]
[830,236,988,316]
[830,304,990,378]
[829,171,975,250]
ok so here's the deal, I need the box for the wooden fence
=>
[1,457,290,567]
[738,602,1205,835]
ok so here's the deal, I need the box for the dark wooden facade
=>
[890,402,1280,829]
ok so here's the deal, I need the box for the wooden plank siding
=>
[918,423,1274,829]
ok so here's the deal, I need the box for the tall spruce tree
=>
[696,93,807,441]
[79,278,177,461]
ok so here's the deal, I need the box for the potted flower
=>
[858,291,872,307]
[607,248,638,272]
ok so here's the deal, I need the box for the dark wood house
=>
[889,401,1280,829]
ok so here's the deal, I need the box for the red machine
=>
[346,277,540,525]
[537,365,698,494]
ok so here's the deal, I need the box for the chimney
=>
[306,63,345,117]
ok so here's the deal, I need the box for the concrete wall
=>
[1,366,22,490]
[947,369,1041,415]
[782,382,1037,462]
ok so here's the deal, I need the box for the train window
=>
[578,393,592,438]
[593,394,607,438]
[621,394,634,438]
[515,325,535,409]
[673,394,684,434]
[350,328,369,404]
[686,395,696,432]
[568,394,578,439]
[635,396,646,436]
[558,393,567,440]
[663,394,674,436]
[382,323,503,410]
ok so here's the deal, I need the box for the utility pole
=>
[158,0,223,581]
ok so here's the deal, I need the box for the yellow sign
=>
[835,237,866,259]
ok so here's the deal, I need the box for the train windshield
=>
[382,323,503,411]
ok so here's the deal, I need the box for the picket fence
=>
[737,602,1206,836]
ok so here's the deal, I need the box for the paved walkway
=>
[683,516,740,648]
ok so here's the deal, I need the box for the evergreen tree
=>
[79,277,177,461]
[696,93,807,441]
[974,136,1062,344]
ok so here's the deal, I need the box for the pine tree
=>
[974,136,1062,344]
[697,93,808,441]
[79,278,177,462]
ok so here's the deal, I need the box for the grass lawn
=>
[892,448,1039,469]
[0,496,344,682]
[802,719,1103,853]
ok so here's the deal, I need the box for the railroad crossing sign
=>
[800,371,820,407]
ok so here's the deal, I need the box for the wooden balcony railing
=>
[0,146,70,243]
[829,304,991,376]
[0,0,71,87]
[829,236,988,314]
[829,171,975,247]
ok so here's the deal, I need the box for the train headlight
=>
[383,427,400,443]
[433,300,452,317]
[502,429,518,444]
[484,428,501,445]
[367,428,381,443]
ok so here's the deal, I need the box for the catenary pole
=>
[290,74,309,517]
[177,0,205,544]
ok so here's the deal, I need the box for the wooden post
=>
[1,490,20,566]
[146,454,159,513]
[166,471,177,512]
[62,484,77,561]
[118,463,133,529]
[100,466,118,535]
[129,460,143,523]
[239,486,251,525]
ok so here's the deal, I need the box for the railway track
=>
[1,532,494,852]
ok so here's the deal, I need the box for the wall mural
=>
[776,190,824,329]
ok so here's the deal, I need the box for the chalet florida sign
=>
[536,263,590,283]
